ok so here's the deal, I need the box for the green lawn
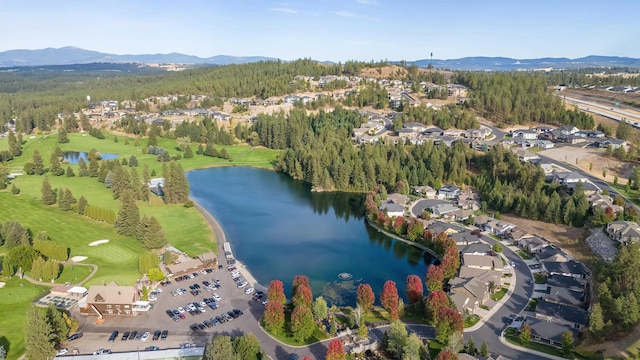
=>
[0,278,48,360]
[504,334,566,358]
[516,250,532,260]
[0,193,142,286]
[491,288,508,302]
[464,314,481,328]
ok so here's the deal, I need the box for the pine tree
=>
[65,166,75,177]
[138,216,167,249]
[8,130,21,156]
[31,150,45,175]
[184,145,194,158]
[77,157,89,177]
[41,176,56,205]
[129,155,138,167]
[88,157,99,177]
[58,188,73,211]
[77,196,88,215]
[24,307,56,360]
[57,127,69,143]
[115,190,140,236]
[205,335,235,360]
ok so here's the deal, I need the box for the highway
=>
[562,95,640,124]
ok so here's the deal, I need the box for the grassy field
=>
[0,278,48,360]
[0,132,280,359]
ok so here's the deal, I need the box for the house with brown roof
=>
[462,254,502,271]
[79,284,148,317]
[456,190,481,211]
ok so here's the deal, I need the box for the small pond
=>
[63,151,119,164]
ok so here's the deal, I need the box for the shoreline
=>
[191,198,267,293]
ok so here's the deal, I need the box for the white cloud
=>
[271,7,297,14]
[355,0,377,4]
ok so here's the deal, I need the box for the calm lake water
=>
[187,167,435,305]
[63,151,119,164]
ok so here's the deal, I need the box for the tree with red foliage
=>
[406,274,424,304]
[380,280,400,321]
[393,216,407,235]
[426,264,444,292]
[268,279,286,304]
[302,357,313,360]
[292,283,313,309]
[377,211,387,226]
[292,275,310,295]
[325,339,346,360]
[426,290,449,322]
[434,349,458,360]
[357,283,375,312]
[432,232,457,256]
[435,306,463,344]
[441,245,460,280]
[262,301,285,334]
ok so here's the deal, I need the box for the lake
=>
[187,167,435,305]
[63,151,119,164]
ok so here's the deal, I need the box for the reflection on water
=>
[63,151,119,164]
[187,167,435,306]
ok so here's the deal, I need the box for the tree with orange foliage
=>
[406,274,424,304]
[426,264,444,292]
[380,280,400,321]
[325,339,346,360]
[357,283,375,312]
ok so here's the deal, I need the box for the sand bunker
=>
[0,282,6,288]
[70,256,88,262]
[88,239,109,246]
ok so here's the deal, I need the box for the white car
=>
[57,348,69,356]
[262,299,268,305]
[237,281,248,289]
[212,293,222,302]
[199,301,207,308]
[245,287,255,295]
[141,332,150,342]
[177,307,185,313]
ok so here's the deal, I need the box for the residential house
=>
[427,222,460,237]
[403,122,426,132]
[558,125,579,135]
[522,316,579,347]
[535,299,589,330]
[458,242,492,255]
[423,127,444,137]
[511,148,540,162]
[449,277,489,314]
[386,193,408,206]
[413,185,437,198]
[483,219,515,235]
[448,209,475,222]
[535,245,570,263]
[438,185,461,199]
[449,230,481,246]
[588,193,624,214]
[595,138,628,150]
[565,181,599,196]
[462,254,502,271]
[429,203,460,217]
[535,140,555,149]
[519,236,547,254]
[542,261,589,279]
[506,228,532,244]
[380,203,404,218]
[458,266,503,287]
[79,284,148,317]
[533,125,555,134]
[444,128,465,138]
[456,190,481,211]
[552,171,588,185]
[606,220,640,244]
[544,275,586,307]
[473,215,491,228]
[512,129,538,140]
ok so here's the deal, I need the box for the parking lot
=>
[64,264,267,356]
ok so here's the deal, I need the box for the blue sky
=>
[1,0,638,61]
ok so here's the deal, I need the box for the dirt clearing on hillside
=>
[540,146,635,184]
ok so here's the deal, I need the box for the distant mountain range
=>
[1,47,639,71]
[0,47,278,67]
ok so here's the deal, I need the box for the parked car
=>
[141,331,150,342]
[161,330,168,340]
[237,281,248,288]
[57,348,69,356]
[93,349,111,355]
[129,331,138,341]
[108,331,119,343]
[245,287,255,295]
[152,330,161,341]
[145,346,160,351]
[121,331,130,341]
[67,332,83,341]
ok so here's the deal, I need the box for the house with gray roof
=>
[483,219,515,235]
[606,220,640,244]
[463,254,502,271]
[449,230,481,247]
[458,242,492,255]
[379,203,404,218]
[413,185,437,198]
[456,190,481,211]
[429,203,459,217]
[438,185,461,199]
[522,316,579,347]
[535,299,589,330]
[552,171,588,185]
[411,199,450,217]
[512,129,538,140]
[542,261,589,279]
[535,245,570,263]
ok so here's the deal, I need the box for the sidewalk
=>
[498,333,567,360]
